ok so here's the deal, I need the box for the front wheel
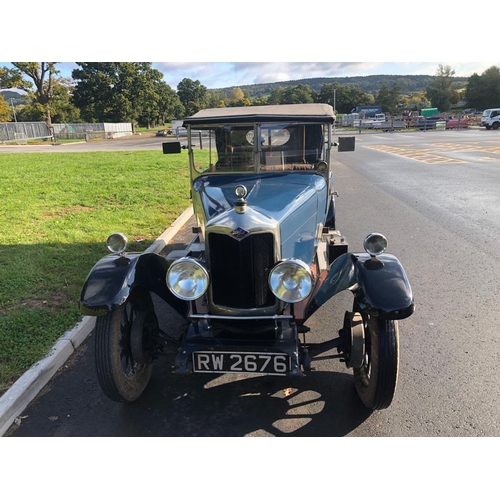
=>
[492,122,500,130]
[353,313,399,410]
[94,290,157,402]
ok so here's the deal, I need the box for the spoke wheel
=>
[95,290,156,403]
[353,309,399,410]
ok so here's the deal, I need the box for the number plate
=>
[193,351,291,376]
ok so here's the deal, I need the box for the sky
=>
[2,61,499,92]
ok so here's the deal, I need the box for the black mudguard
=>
[80,252,188,318]
[307,252,414,320]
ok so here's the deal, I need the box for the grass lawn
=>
[0,149,192,395]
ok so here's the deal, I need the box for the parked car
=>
[80,103,414,410]
[463,108,476,115]
[480,108,500,130]
[446,118,469,129]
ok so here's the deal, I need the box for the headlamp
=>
[269,259,313,303]
[106,233,128,254]
[363,233,388,257]
[166,258,209,301]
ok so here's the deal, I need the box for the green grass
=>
[0,150,192,394]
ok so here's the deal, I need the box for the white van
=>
[480,108,500,130]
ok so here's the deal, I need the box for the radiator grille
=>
[208,232,275,309]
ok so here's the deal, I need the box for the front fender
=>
[80,252,188,318]
[307,252,414,320]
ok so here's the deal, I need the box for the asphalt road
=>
[5,128,500,436]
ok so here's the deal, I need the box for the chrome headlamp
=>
[269,259,313,303]
[363,233,388,257]
[106,232,128,254]
[166,258,209,301]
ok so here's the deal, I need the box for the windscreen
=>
[190,122,328,174]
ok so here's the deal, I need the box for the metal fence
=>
[52,123,133,141]
[0,122,134,143]
[0,122,52,143]
[52,123,104,140]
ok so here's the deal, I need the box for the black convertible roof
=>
[182,103,335,125]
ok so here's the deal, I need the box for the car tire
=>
[493,122,500,130]
[94,289,156,403]
[353,310,399,410]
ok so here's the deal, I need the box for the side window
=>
[491,110,500,118]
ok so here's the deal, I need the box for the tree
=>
[425,64,455,111]
[376,82,401,114]
[465,66,500,110]
[133,68,184,127]
[406,91,430,110]
[18,77,81,123]
[281,84,315,104]
[267,86,285,105]
[71,63,183,126]
[155,84,185,125]
[1,63,59,127]
[206,90,227,108]
[228,87,252,107]
[317,83,372,113]
[251,96,268,106]
[176,78,208,116]
[316,83,341,111]
[267,84,315,105]
[0,66,25,89]
[0,95,11,121]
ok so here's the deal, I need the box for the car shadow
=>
[123,365,373,437]
[7,331,372,437]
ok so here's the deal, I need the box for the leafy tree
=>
[317,83,372,113]
[71,63,183,127]
[1,63,59,127]
[206,90,227,108]
[17,77,81,123]
[0,67,25,89]
[316,83,341,111]
[177,78,208,116]
[156,84,185,125]
[267,86,285,104]
[376,82,401,113]
[134,69,184,127]
[425,64,455,111]
[251,96,268,106]
[231,87,244,102]
[0,95,11,121]
[227,87,252,107]
[281,84,315,104]
[267,84,315,105]
[465,66,500,110]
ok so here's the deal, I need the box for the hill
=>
[213,74,469,98]
[0,89,27,105]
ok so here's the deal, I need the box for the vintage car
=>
[80,103,414,410]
